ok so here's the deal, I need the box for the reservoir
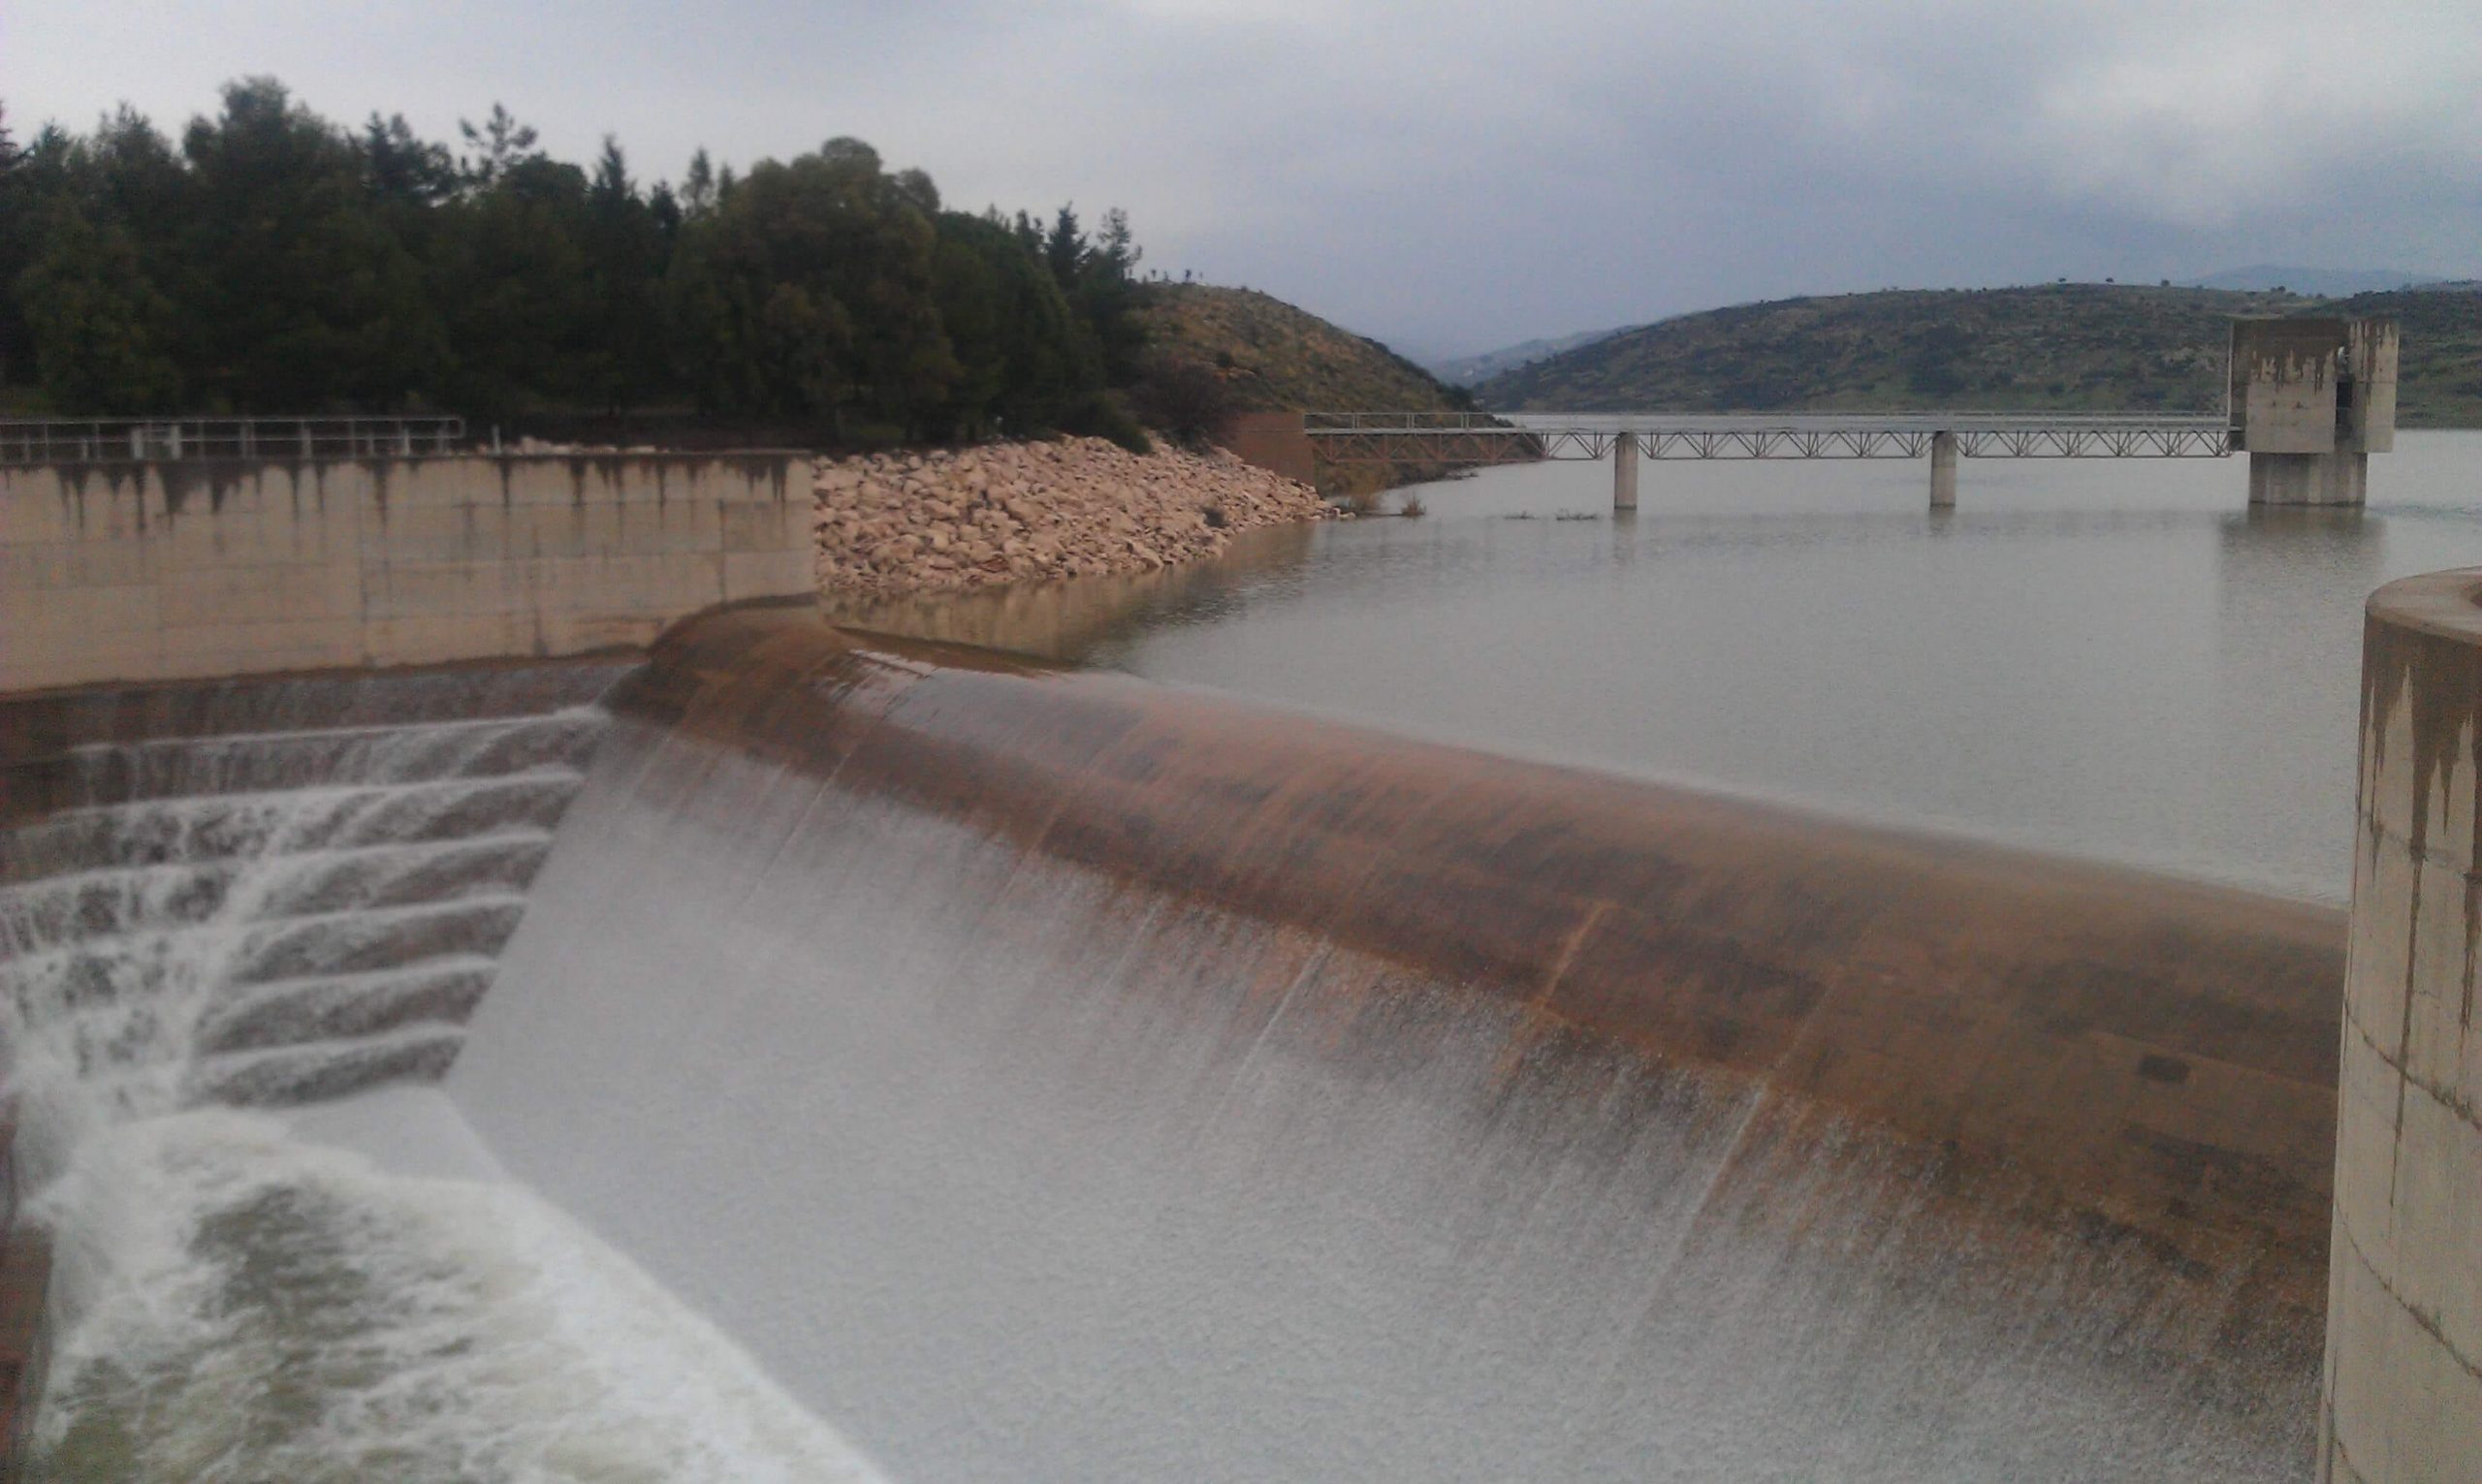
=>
[1042,428,2482,902]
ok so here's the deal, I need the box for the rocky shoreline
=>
[812,437,1332,597]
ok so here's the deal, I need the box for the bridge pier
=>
[1929,431,1957,509]
[2248,452,2367,506]
[1612,431,1639,512]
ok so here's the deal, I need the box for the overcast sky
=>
[11,0,2480,358]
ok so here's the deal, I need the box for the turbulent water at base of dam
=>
[0,680,882,1481]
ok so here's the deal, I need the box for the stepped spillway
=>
[0,658,882,1480]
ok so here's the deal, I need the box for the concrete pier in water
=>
[2234,318,2398,509]
[1928,430,1958,509]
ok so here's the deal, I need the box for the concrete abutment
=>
[2323,569,2482,1482]
[0,453,812,693]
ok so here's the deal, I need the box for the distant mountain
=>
[1430,328,1630,387]
[1470,281,2482,426]
[2184,266,2452,298]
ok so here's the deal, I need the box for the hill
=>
[1474,283,2482,426]
[2186,266,2450,297]
[1136,284,1471,414]
[1431,328,1627,387]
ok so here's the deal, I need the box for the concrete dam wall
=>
[0,454,811,695]
[438,606,2345,1481]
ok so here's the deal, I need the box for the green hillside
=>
[1474,283,2482,426]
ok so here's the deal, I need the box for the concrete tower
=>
[2231,317,2398,506]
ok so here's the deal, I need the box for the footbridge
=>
[1305,411,2233,510]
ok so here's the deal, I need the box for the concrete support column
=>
[2252,453,2370,507]
[1612,430,1639,512]
[1929,431,1957,510]
[2321,568,2482,1482]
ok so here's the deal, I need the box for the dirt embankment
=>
[813,437,1331,598]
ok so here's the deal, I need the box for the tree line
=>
[0,81,1156,447]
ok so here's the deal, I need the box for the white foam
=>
[5,698,893,1479]
[31,1108,889,1482]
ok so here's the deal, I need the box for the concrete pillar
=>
[2250,453,2369,507]
[1612,430,1639,512]
[1929,431,1957,509]
[2320,567,2482,1482]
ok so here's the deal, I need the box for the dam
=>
[0,440,2471,1480]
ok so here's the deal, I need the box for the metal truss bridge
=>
[1302,411,2233,510]
[1303,411,2231,464]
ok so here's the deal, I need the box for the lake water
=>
[1036,432,2482,903]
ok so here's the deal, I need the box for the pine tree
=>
[458,104,540,188]
[1044,204,1085,290]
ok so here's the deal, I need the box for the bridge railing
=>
[1304,411,1522,433]
[0,416,466,465]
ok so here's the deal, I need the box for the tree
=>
[1076,205,1148,384]
[0,121,76,387]
[681,148,717,219]
[458,103,540,189]
[669,138,957,432]
[17,203,182,413]
[430,155,596,416]
[1130,353,1231,447]
[0,76,1157,437]
[931,211,1098,439]
[1043,203,1084,290]
[363,113,457,207]
[582,137,669,412]
[174,78,447,408]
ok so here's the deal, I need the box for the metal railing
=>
[0,416,466,465]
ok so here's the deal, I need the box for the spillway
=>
[1,606,2346,1479]
[463,606,2338,1481]
[0,658,880,1479]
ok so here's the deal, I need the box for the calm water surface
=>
[1049,432,2482,902]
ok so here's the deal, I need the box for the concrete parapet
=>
[0,454,809,693]
[2322,569,2482,1482]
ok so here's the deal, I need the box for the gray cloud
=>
[10,0,2478,356]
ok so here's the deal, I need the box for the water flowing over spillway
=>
[1,611,2347,1480]
[451,609,2341,1483]
[0,662,882,1481]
